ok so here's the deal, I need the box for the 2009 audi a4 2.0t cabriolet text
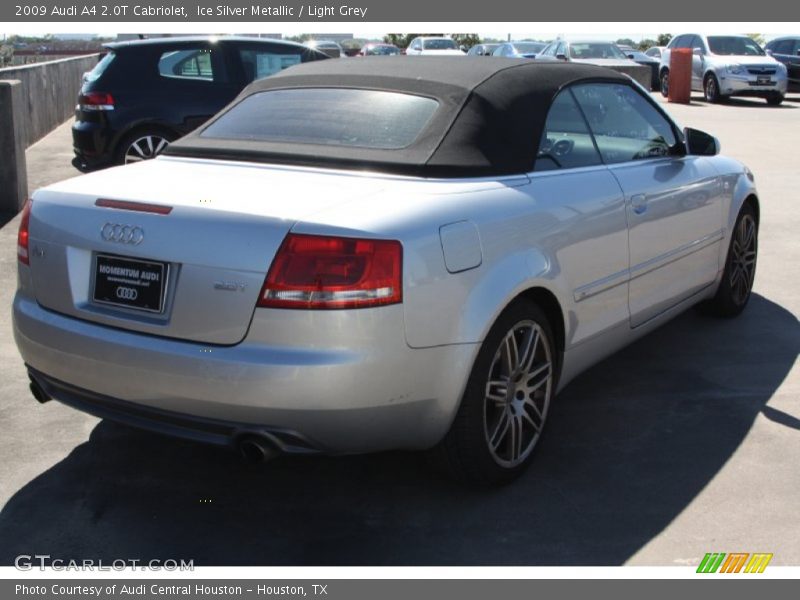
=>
[14,58,759,484]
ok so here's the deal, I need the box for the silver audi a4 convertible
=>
[14,58,759,484]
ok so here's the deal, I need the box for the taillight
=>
[17,200,32,265]
[78,91,115,111]
[259,234,402,309]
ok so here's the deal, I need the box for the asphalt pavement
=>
[0,93,798,566]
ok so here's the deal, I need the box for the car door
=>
[689,35,707,89]
[572,83,724,327]
[529,87,631,344]
[771,39,800,89]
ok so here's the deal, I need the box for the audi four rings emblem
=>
[101,223,144,245]
[116,287,138,301]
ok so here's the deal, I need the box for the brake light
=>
[78,91,115,111]
[17,200,32,265]
[259,234,402,309]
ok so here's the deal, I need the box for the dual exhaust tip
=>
[236,435,279,464]
[28,375,279,464]
[29,378,51,404]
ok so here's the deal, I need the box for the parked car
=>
[305,40,344,58]
[537,39,641,67]
[764,36,800,92]
[491,41,547,58]
[644,46,666,60]
[466,43,500,56]
[358,42,401,57]
[71,36,327,172]
[618,45,661,90]
[16,58,759,485]
[659,34,788,104]
[537,39,649,88]
[405,36,465,56]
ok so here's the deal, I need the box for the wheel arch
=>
[111,121,181,162]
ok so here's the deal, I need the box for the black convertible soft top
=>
[165,57,631,177]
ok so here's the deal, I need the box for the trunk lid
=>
[27,157,388,344]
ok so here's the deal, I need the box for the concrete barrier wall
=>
[0,81,28,217]
[0,54,100,217]
[0,53,100,147]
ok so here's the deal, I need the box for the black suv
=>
[72,36,327,171]
[765,36,800,93]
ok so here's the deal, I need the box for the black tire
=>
[766,94,784,106]
[115,128,176,166]
[700,203,758,318]
[432,299,559,485]
[703,73,725,103]
[660,70,669,98]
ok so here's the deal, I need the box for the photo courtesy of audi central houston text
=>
[13,57,760,483]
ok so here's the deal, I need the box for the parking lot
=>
[0,91,798,566]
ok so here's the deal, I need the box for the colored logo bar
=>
[697,553,773,573]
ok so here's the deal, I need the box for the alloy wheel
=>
[483,320,553,468]
[728,213,757,306]
[124,135,170,164]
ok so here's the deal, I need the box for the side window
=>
[534,89,603,172]
[572,83,677,164]
[556,42,567,57]
[667,35,682,49]
[690,36,704,53]
[238,49,303,83]
[158,48,216,81]
[780,40,792,54]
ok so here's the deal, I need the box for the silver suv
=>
[660,34,788,105]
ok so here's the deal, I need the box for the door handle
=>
[630,194,648,215]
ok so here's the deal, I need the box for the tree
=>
[0,44,13,67]
[746,33,766,47]
[450,34,481,50]
[657,33,673,46]
[638,38,658,51]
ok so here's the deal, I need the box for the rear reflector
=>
[95,198,173,215]
[78,91,115,111]
[259,234,402,309]
[17,200,32,265]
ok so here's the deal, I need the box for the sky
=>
[4,23,798,43]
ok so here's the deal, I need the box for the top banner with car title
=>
[2,0,795,22]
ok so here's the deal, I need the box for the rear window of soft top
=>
[201,88,439,150]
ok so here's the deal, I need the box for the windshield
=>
[366,45,400,55]
[201,88,439,150]
[513,42,546,54]
[423,38,458,50]
[569,43,627,60]
[707,36,765,56]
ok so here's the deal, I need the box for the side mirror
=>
[692,48,702,56]
[765,49,773,56]
[684,127,720,156]
[556,53,567,61]
[627,53,635,59]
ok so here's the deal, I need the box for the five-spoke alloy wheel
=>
[435,300,557,484]
[700,202,758,317]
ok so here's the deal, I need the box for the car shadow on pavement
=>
[0,293,797,566]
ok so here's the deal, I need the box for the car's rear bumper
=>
[13,292,475,454]
[72,119,114,171]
